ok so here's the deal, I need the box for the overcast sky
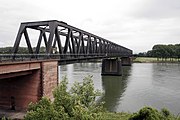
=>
[0,0,180,53]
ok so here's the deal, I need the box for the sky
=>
[0,0,180,53]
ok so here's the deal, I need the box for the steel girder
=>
[12,20,132,59]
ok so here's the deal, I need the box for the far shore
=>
[133,57,180,63]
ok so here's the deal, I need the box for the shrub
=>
[161,108,170,117]
[129,106,176,120]
[24,76,104,120]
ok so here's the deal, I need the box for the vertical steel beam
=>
[76,38,80,54]
[52,37,57,53]
[102,40,105,54]
[43,32,48,49]
[94,38,97,53]
[81,34,86,54]
[52,37,56,48]
[104,41,106,53]
[68,30,72,54]
[35,30,43,54]
[63,28,71,54]
[86,35,91,54]
[91,38,95,54]
[99,39,102,54]
[77,33,83,54]
[70,31,76,54]
[46,22,57,54]
[74,38,79,54]
[55,28,63,54]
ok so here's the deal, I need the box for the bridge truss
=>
[12,20,132,61]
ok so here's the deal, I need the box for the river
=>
[59,63,180,115]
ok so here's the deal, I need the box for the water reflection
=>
[100,66,131,112]
[59,63,102,90]
[151,63,180,114]
[59,63,180,115]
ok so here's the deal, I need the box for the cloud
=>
[0,0,179,53]
[131,0,180,19]
[0,0,49,47]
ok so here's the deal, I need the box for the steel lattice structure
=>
[12,20,132,61]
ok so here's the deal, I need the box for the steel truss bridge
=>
[1,20,132,63]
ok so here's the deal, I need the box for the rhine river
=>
[59,63,180,115]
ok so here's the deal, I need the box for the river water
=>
[59,63,180,115]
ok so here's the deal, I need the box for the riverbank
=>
[133,57,180,63]
[2,107,179,120]
[102,107,180,120]
[0,109,25,119]
[2,106,179,120]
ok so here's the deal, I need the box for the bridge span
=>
[11,20,132,62]
[0,20,132,118]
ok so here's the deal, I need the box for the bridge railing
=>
[0,52,132,62]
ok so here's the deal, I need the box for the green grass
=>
[133,57,180,63]
[133,57,157,63]
[101,112,131,120]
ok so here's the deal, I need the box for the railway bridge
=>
[0,20,132,115]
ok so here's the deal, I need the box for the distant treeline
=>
[137,44,180,60]
[0,47,46,54]
[1,44,180,60]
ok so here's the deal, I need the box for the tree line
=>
[1,44,180,60]
[137,44,180,60]
[0,47,46,54]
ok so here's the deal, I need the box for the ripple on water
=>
[59,63,180,115]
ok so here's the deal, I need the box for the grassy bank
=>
[133,57,180,63]
[101,107,180,120]
[101,112,131,120]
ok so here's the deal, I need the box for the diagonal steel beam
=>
[24,29,33,54]
[12,24,26,54]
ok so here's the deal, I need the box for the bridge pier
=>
[121,57,132,66]
[101,58,122,76]
[0,60,58,111]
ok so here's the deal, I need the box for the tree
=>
[137,52,147,57]
[129,107,175,120]
[0,47,13,54]
[175,44,180,61]
[146,50,152,57]
[24,76,104,120]
[0,47,47,54]
[150,44,180,61]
